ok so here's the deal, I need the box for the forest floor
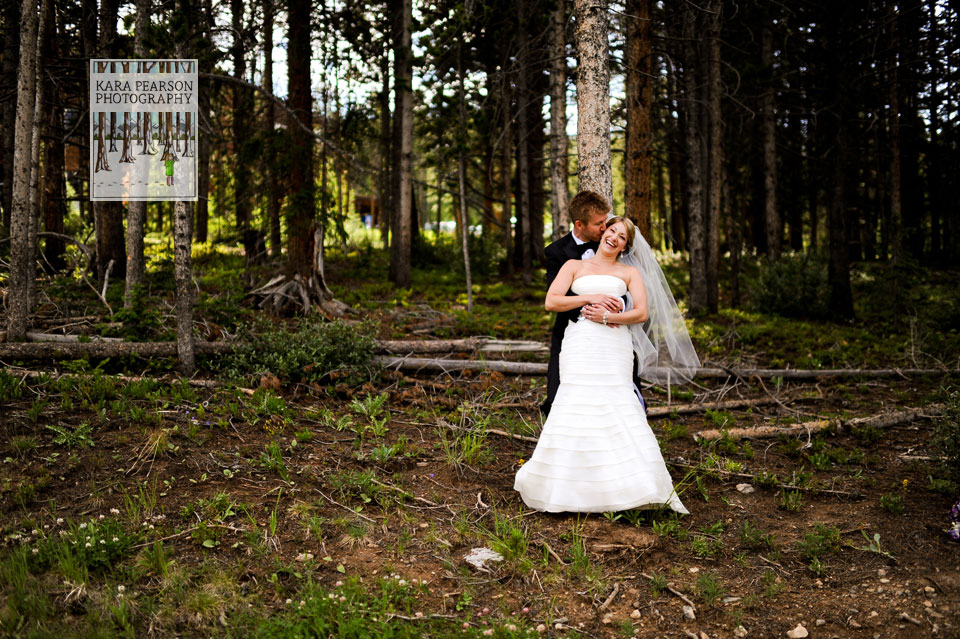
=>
[1,245,959,638]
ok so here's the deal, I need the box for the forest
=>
[1,0,959,637]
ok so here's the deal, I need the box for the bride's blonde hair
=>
[605,216,636,254]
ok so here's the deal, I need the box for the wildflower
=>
[948,499,960,542]
[56,518,64,525]
[521,607,530,614]
[32,548,39,555]
[299,600,305,607]
[482,607,490,615]
[285,598,293,605]
[328,593,336,600]
[100,539,106,544]
[117,585,126,593]
[517,458,525,466]
[85,542,92,548]
[462,622,470,629]
[483,630,494,637]
[99,514,105,520]
[110,508,120,515]
[536,624,547,633]
[339,596,346,602]
[902,479,909,489]
[415,612,423,618]
[398,579,407,586]
[335,580,343,587]
[79,523,87,530]
[112,537,119,542]
[506,624,518,631]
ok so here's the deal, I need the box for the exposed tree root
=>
[247,272,353,317]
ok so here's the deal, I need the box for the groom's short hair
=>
[569,190,611,226]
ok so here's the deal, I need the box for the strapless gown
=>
[514,274,688,513]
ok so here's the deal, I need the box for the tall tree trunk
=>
[888,4,904,310]
[125,0,150,308]
[26,0,51,309]
[262,0,281,257]
[286,0,314,274]
[457,44,473,313]
[41,10,65,273]
[624,0,652,236]
[515,4,533,284]
[574,0,611,204]
[94,1,126,287]
[681,4,706,313]
[231,0,256,264]
[388,0,413,288]
[547,0,569,239]
[378,46,392,248]
[500,74,514,276]
[0,0,20,238]
[760,18,779,260]
[6,0,39,341]
[174,200,194,373]
[704,1,721,313]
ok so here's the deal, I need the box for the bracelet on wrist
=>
[602,310,610,326]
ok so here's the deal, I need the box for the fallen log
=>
[25,332,124,343]
[695,403,945,441]
[646,396,780,418]
[695,367,953,380]
[376,338,548,355]
[0,340,234,359]
[372,355,547,375]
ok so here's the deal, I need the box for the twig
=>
[599,582,620,610]
[641,572,696,611]
[315,488,376,523]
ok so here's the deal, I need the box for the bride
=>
[514,217,699,513]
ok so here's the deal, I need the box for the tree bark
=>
[515,4,533,284]
[624,0,652,236]
[681,4,706,313]
[231,0,256,264]
[262,0,281,257]
[6,0,39,341]
[286,0,315,275]
[378,44,392,248]
[0,0,21,238]
[574,0,612,204]
[174,200,194,373]
[547,0,569,239]
[500,74,514,276]
[457,44,474,313]
[388,0,413,288]
[125,0,150,308]
[704,2,721,313]
[760,18,780,260]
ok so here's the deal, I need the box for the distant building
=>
[356,195,379,228]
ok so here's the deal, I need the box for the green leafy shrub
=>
[932,390,960,490]
[749,252,830,319]
[212,318,376,383]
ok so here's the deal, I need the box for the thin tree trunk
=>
[515,5,532,284]
[574,0,611,204]
[263,0,281,257]
[705,1,722,313]
[125,0,150,308]
[624,0,652,236]
[6,0,39,341]
[378,48,391,247]
[682,4,706,313]
[232,0,256,264]
[760,19,779,260]
[174,200,194,373]
[548,0,569,239]
[389,0,413,288]
[286,0,314,274]
[1,0,21,238]
[457,44,474,313]
[500,75,514,276]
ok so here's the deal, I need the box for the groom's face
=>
[577,211,608,243]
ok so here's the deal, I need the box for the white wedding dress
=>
[515,274,688,514]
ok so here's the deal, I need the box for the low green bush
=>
[211,318,376,384]
[749,252,830,319]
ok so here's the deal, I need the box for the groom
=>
[541,190,613,417]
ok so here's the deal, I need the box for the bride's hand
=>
[583,304,619,326]
[585,295,622,311]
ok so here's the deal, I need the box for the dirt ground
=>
[1,366,958,638]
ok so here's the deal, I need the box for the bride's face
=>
[600,222,628,256]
